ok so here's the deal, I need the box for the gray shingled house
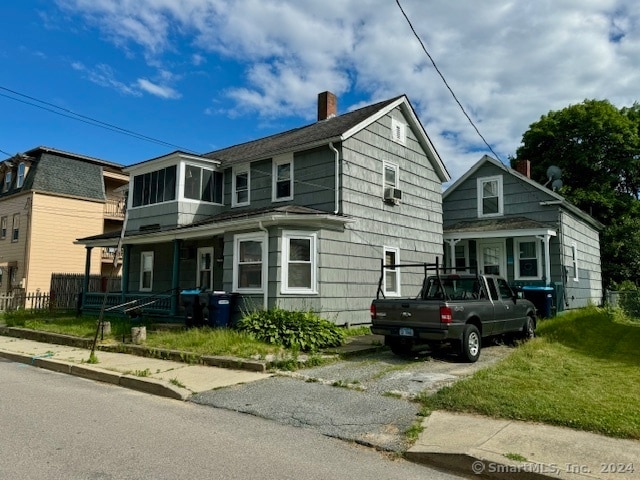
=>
[442,155,603,315]
[77,92,450,325]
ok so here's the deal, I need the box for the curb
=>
[0,327,268,373]
[0,349,191,401]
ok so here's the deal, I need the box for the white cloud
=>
[137,78,181,99]
[56,0,640,182]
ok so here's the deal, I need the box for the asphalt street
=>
[191,343,513,451]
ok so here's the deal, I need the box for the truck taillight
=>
[440,306,453,324]
[370,303,377,319]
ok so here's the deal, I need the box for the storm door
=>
[478,240,506,277]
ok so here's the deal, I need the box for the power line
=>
[0,86,198,154]
[395,0,502,162]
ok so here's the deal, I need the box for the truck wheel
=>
[520,316,535,341]
[460,325,481,363]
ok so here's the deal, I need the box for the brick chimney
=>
[317,91,337,121]
[515,159,531,178]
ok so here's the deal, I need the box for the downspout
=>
[329,142,340,214]
[258,221,268,310]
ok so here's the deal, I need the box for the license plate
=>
[399,327,413,336]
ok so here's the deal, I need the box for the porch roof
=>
[444,216,557,240]
[76,206,352,247]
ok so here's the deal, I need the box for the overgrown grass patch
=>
[419,307,640,439]
[144,327,284,358]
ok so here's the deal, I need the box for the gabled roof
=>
[444,155,603,229]
[204,95,450,182]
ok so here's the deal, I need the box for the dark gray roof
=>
[445,216,557,234]
[204,96,403,165]
[24,152,105,200]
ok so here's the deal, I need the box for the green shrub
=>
[236,308,346,352]
[3,309,40,327]
[615,281,640,319]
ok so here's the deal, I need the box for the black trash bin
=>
[208,292,235,328]
[181,289,207,327]
[521,286,554,318]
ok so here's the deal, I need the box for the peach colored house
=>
[0,147,128,296]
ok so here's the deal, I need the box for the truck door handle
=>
[401,312,412,318]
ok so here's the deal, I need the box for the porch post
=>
[82,247,92,307]
[121,244,130,303]
[445,239,460,271]
[171,239,182,316]
[539,235,552,286]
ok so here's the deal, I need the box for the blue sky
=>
[1,0,640,183]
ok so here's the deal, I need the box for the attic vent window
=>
[391,118,406,145]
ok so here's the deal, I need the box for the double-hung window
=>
[383,247,400,296]
[11,214,19,242]
[281,231,317,294]
[233,233,265,292]
[515,238,541,280]
[0,216,6,239]
[140,251,154,291]
[273,154,293,201]
[4,171,12,192]
[16,163,25,188]
[232,166,250,207]
[477,176,503,217]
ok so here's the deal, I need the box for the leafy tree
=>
[512,99,640,288]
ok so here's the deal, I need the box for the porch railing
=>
[104,197,125,219]
[82,292,175,317]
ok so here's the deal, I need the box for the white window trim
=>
[515,238,543,280]
[281,231,317,294]
[232,165,250,207]
[383,246,401,297]
[391,117,406,145]
[571,243,579,281]
[272,154,294,202]
[197,246,214,290]
[4,171,12,191]
[16,163,25,188]
[233,232,267,293]
[11,214,19,243]
[477,175,504,218]
[382,161,399,197]
[140,251,154,292]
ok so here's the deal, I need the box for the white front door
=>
[478,240,506,276]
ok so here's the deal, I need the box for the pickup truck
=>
[370,262,537,362]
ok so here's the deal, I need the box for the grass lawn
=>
[419,307,640,439]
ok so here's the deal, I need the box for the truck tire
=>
[460,324,481,363]
[520,315,535,341]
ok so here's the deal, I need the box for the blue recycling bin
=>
[208,292,234,328]
[521,286,555,318]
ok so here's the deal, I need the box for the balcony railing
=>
[104,197,126,219]
[102,247,123,263]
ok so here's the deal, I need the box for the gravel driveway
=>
[191,342,514,452]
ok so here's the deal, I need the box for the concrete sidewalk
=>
[407,411,640,480]
[1,332,638,480]
[0,335,270,400]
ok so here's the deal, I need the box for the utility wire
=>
[0,86,198,154]
[395,0,502,162]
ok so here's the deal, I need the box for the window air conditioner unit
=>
[384,187,402,204]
